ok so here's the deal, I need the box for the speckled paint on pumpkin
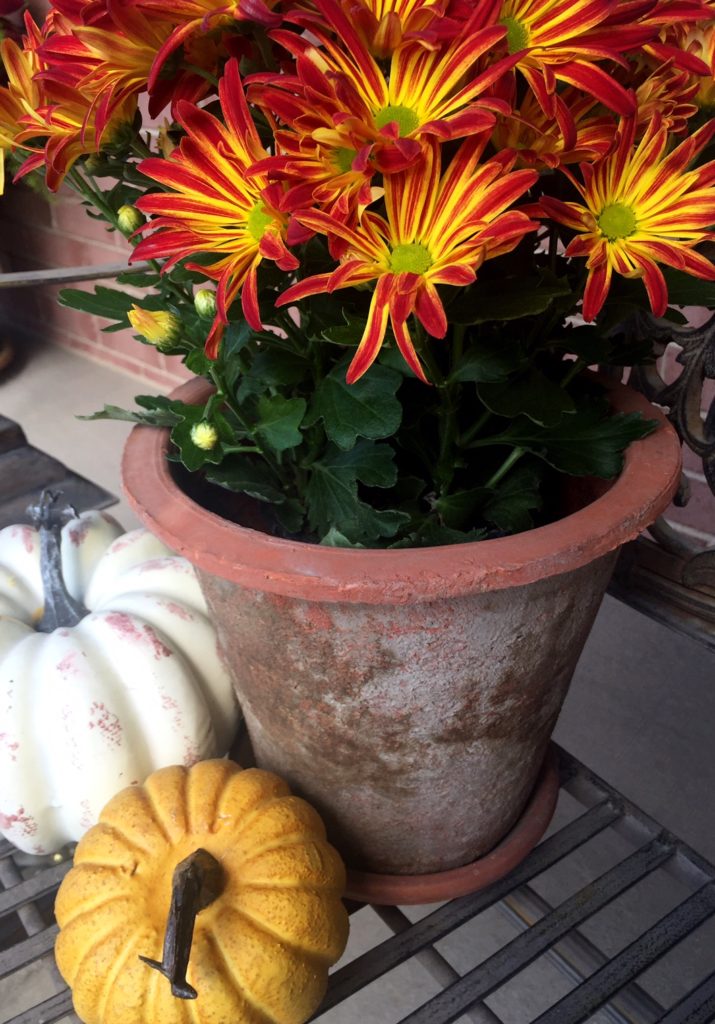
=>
[54,760,349,1024]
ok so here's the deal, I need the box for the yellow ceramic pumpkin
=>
[54,760,349,1024]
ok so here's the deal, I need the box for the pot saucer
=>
[344,745,560,906]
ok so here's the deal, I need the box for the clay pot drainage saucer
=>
[344,745,560,905]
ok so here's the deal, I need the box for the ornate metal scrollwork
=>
[609,311,715,649]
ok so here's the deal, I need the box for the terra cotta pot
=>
[122,377,680,876]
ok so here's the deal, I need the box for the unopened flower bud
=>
[194,289,217,319]
[128,305,181,350]
[190,421,219,451]
[117,204,144,235]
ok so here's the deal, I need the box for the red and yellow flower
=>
[307,0,471,57]
[495,0,648,146]
[541,115,715,321]
[492,87,612,169]
[250,0,517,179]
[0,15,43,191]
[129,0,281,93]
[131,59,299,358]
[278,137,538,382]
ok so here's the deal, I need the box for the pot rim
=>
[122,375,681,604]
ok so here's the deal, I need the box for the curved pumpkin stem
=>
[139,848,224,1000]
[28,489,88,633]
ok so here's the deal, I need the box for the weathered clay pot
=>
[122,377,680,875]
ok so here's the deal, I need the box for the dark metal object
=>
[27,490,88,632]
[609,311,715,646]
[0,262,152,289]
[4,748,715,1024]
[139,848,224,1000]
[0,417,115,527]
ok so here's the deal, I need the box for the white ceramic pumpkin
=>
[0,495,239,855]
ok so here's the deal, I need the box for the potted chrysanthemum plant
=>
[0,0,712,897]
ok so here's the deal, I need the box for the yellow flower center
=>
[375,104,419,137]
[334,147,357,173]
[390,242,432,274]
[598,203,637,241]
[246,202,274,241]
[500,16,530,53]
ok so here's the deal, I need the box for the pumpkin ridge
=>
[56,887,135,928]
[200,926,287,1024]
[71,620,154,780]
[77,821,155,863]
[92,820,159,861]
[143,765,189,846]
[95,926,151,1024]
[234,835,336,871]
[219,889,346,966]
[59,917,134,990]
[187,760,238,835]
[225,796,327,847]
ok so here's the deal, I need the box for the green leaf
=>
[306,441,405,542]
[184,349,214,376]
[494,402,658,478]
[116,269,160,288]
[306,362,402,450]
[58,285,134,322]
[255,395,306,452]
[274,499,306,535]
[390,521,487,547]
[662,267,715,308]
[248,348,309,388]
[435,488,489,530]
[321,313,366,346]
[478,370,575,426]
[78,403,179,427]
[320,528,365,547]
[451,337,526,383]
[446,272,572,325]
[205,457,285,504]
[482,465,543,533]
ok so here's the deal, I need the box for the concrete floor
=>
[1,340,714,1023]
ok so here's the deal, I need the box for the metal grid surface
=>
[2,747,715,1024]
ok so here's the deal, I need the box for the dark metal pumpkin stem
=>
[28,489,88,633]
[139,849,224,1000]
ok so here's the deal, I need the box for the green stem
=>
[485,447,525,489]
[68,166,193,307]
[460,407,492,447]
[221,444,262,455]
[179,61,219,87]
[561,357,586,387]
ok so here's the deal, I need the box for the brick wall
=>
[0,183,191,391]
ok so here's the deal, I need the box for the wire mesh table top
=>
[1,745,714,1024]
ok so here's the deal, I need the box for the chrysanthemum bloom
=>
[317,0,472,56]
[541,115,715,321]
[0,16,43,192]
[250,0,517,177]
[278,138,538,383]
[131,60,299,358]
[491,87,612,169]
[129,0,281,93]
[632,63,699,135]
[495,0,646,145]
[37,1,208,133]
